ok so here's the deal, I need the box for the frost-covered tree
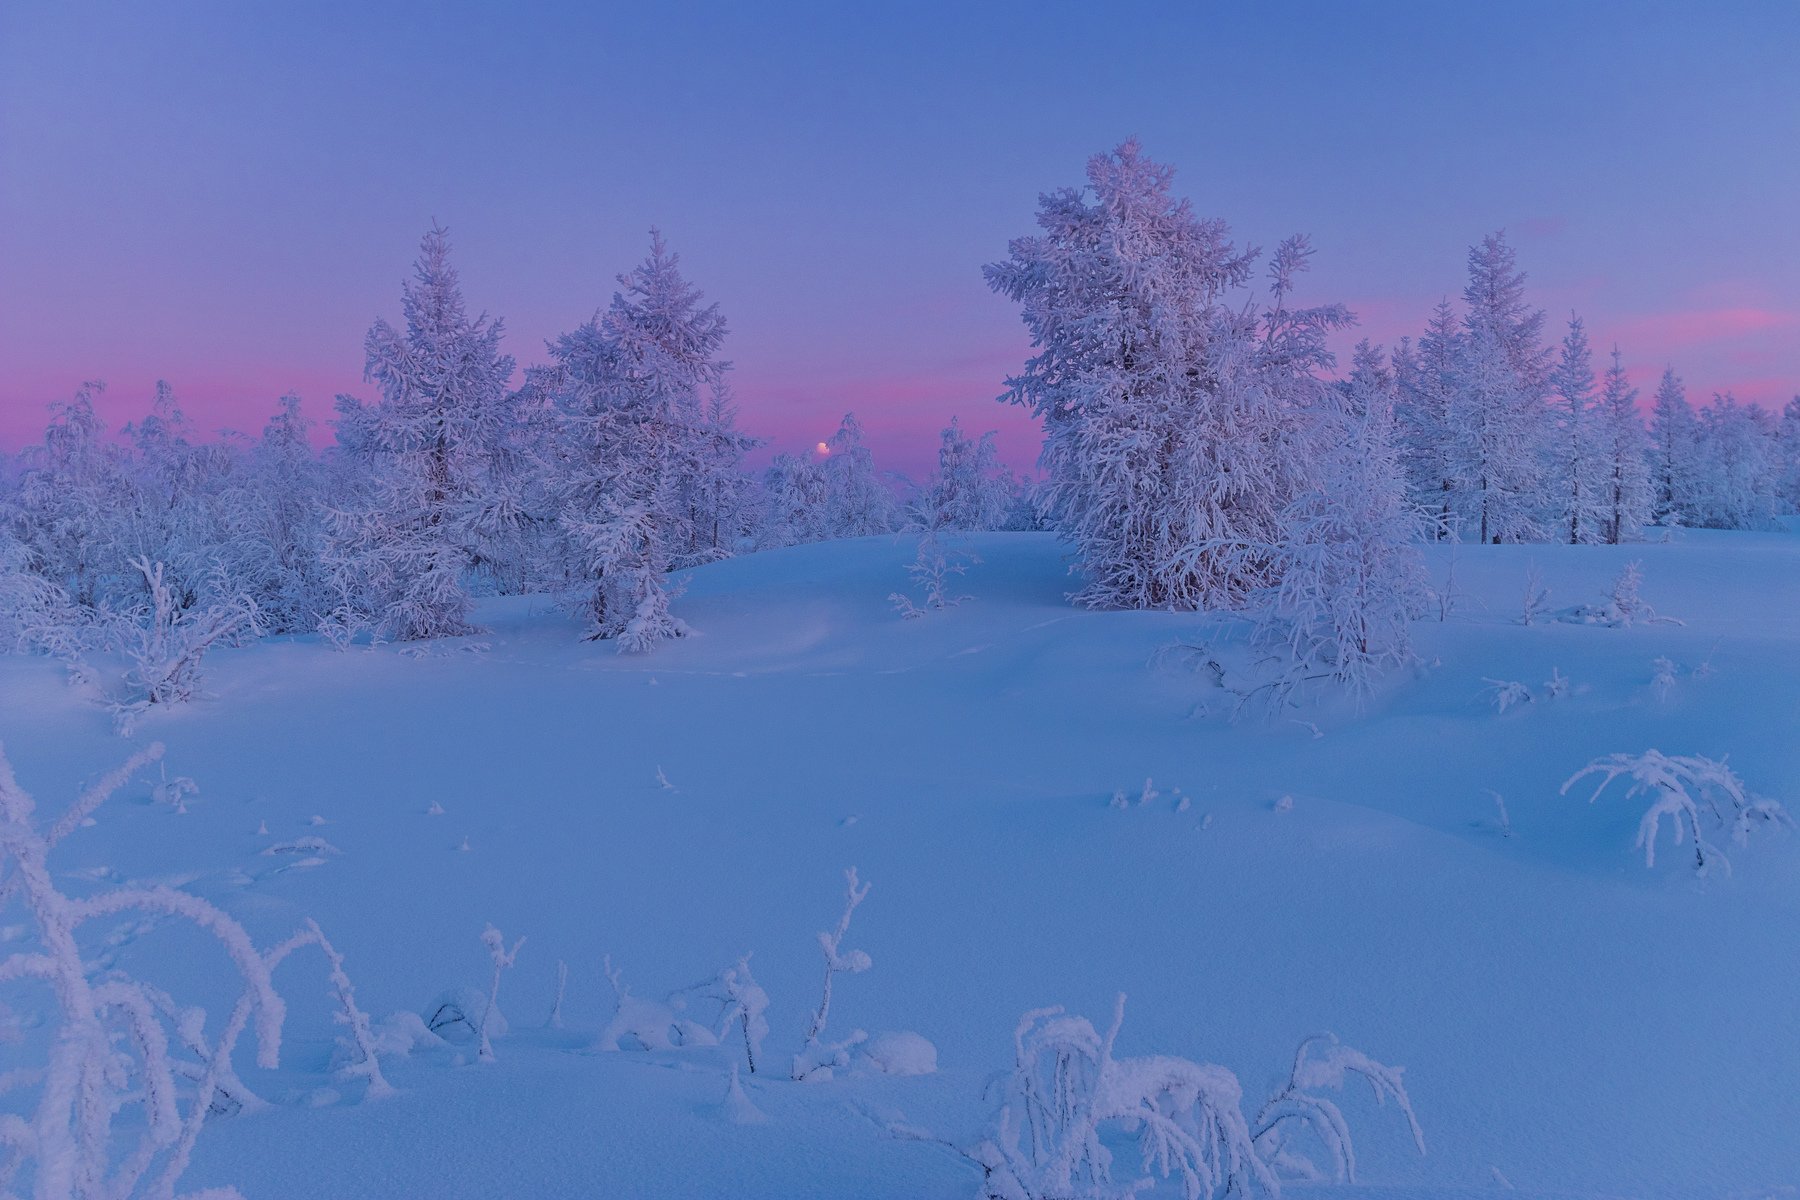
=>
[322,224,518,642]
[1689,392,1779,530]
[1594,347,1652,543]
[1647,367,1699,527]
[1547,314,1602,544]
[1251,342,1427,700]
[533,231,733,649]
[216,394,329,633]
[793,867,873,1082]
[10,383,124,609]
[913,417,1014,532]
[1778,396,1800,514]
[759,450,832,549]
[1392,301,1460,538]
[1446,233,1550,544]
[986,140,1348,611]
[819,412,897,538]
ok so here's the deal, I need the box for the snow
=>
[3,529,1799,1198]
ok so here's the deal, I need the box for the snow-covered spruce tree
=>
[1248,341,1428,701]
[913,417,1014,533]
[321,224,518,642]
[1391,301,1460,539]
[0,742,287,1199]
[1446,233,1551,544]
[1547,313,1603,545]
[986,140,1349,611]
[1594,347,1652,543]
[533,231,734,649]
[820,412,897,538]
[1648,366,1699,528]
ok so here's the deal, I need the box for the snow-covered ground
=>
[4,529,1798,1199]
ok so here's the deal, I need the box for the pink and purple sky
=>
[3,1,1797,479]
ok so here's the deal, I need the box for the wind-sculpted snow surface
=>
[2,531,1799,1199]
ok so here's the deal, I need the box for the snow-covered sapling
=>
[1650,656,1678,703]
[1251,1032,1426,1183]
[1543,667,1569,699]
[1519,563,1551,626]
[1562,750,1790,875]
[477,923,524,1062]
[1578,561,1683,628]
[1488,790,1512,838]
[153,762,200,814]
[793,867,872,1082]
[1481,678,1533,714]
[716,955,770,1074]
[889,529,975,619]
[284,919,393,1099]
[546,960,568,1029]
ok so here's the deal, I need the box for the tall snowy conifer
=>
[986,140,1348,610]
[536,231,732,650]
[914,417,1013,532]
[1447,233,1550,543]
[323,224,516,641]
[1548,314,1602,544]
[1392,301,1460,538]
[1594,347,1651,543]
[1648,366,1699,527]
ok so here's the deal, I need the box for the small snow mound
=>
[858,1030,937,1076]
[426,987,506,1046]
[1273,795,1294,813]
[714,1064,769,1125]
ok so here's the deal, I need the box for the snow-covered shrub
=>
[0,742,286,1199]
[901,996,1422,1200]
[106,558,263,716]
[426,986,506,1047]
[1251,1032,1426,1183]
[1562,751,1790,874]
[477,924,524,1063]
[1542,667,1569,699]
[1481,678,1533,713]
[594,956,718,1053]
[793,867,873,1082]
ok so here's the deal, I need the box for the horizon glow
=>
[3,2,1798,479]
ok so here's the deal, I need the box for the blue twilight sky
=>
[3,1,1797,476]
